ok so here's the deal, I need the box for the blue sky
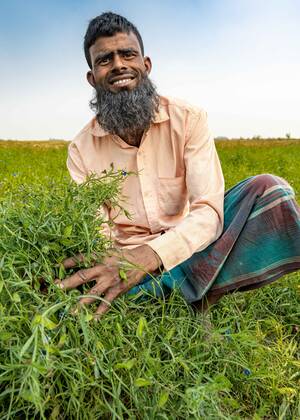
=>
[1,0,300,139]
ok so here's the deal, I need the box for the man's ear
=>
[86,71,96,88]
[144,56,152,75]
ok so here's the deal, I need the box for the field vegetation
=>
[0,139,299,419]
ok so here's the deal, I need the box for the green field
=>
[0,139,299,419]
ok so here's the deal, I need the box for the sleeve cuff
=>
[147,230,192,271]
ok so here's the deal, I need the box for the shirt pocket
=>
[158,176,187,216]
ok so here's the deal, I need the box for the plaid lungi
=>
[128,174,300,303]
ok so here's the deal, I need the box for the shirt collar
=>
[89,98,169,138]
[152,102,169,123]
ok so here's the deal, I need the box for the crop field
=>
[0,139,299,419]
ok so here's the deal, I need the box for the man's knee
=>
[249,173,291,192]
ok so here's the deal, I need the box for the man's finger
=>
[62,252,101,269]
[94,285,124,319]
[78,278,113,305]
[62,253,85,269]
[56,266,104,290]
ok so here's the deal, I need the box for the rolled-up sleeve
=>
[148,110,224,270]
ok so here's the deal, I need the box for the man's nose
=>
[111,54,127,71]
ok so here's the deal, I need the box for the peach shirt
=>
[67,96,224,271]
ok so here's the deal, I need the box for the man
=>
[57,12,300,318]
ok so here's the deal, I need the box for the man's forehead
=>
[89,32,142,56]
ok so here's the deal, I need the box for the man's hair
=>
[84,12,145,69]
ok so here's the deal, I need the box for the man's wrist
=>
[143,244,163,272]
[128,245,163,273]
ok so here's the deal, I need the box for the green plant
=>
[0,140,299,419]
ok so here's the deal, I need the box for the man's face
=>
[87,31,152,93]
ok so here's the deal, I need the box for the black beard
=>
[89,75,159,138]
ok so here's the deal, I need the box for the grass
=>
[0,139,299,419]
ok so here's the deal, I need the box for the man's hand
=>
[55,245,162,319]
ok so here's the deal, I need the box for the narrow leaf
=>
[136,316,147,339]
[63,225,73,237]
[119,269,127,282]
[42,317,58,330]
[166,327,175,340]
[158,391,169,407]
[115,359,136,370]
[58,264,65,280]
[12,292,21,303]
[19,334,35,359]
[134,378,152,387]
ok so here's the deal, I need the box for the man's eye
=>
[100,58,110,65]
[123,52,134,58]
[97,57,110,66]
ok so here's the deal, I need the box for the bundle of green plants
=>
[0,171,132,418]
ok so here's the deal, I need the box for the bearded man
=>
[57,12,300,318]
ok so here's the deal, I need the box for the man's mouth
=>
[113,78,133,86]
[109,75,136,88]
